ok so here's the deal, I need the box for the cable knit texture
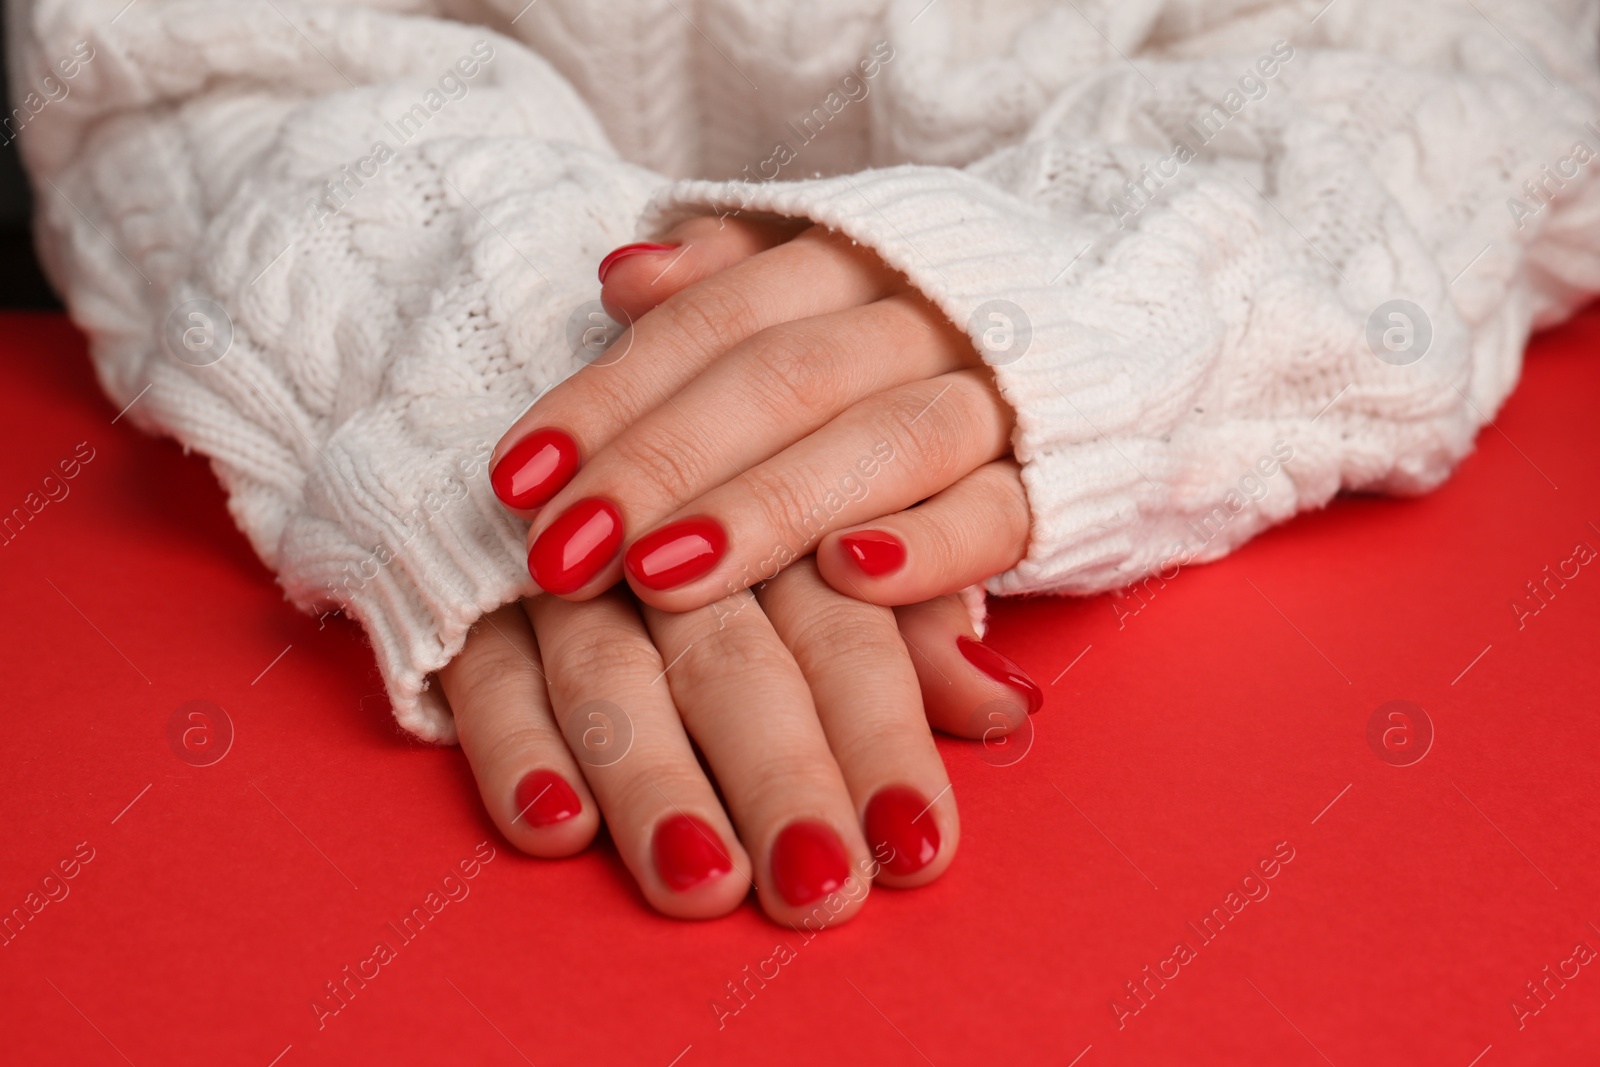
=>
[9,0,1600,740]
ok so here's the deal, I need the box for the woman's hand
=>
[435,569,1042,924]
[489,215,1028,611]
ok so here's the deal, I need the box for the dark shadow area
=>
[1,17,64,309]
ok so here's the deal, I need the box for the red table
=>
[2,309,1597,1065]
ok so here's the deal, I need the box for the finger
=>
[621,369,1014,611]
[522,295,971,599]
[437,604,599,858]
[489,226,904,517]
[598,214,806,323]
[895,595,1045,738]
[756,560,957,888]
[817,459,1031,605]
[523,589,752,919]
[640,592,874,926]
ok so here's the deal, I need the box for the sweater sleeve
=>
[641,0,1600,600]
[9,0,664,741]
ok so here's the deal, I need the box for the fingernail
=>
[528,497,623,594]
[598,241,680,284]
[840,530,905,577]
[513,769,582,828]
[770,820,849,906]
[864,786,942,877]
[490,428,581,510]
[957,635,1044,715]
[624,516,727,590]
[653,814,733,891]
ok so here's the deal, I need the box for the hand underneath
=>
[434,572,1042,924]
[489,216,1033,611]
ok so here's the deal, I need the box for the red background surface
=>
[1,308,1597,1066]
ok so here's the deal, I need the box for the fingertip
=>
[817,527,911,605]
[643,814,756,920]
[839,529,906,577]
[505,769,602,859]
[599,241,691,320]
[756,820,876,928]
[647,875,753,921]
[489,426,582,512]
[597,241,682,285]
[598,215,803,321]
[764,867,874,931]
[895,596,1039,739]
[863,784,959,890]
[957,635,1044,716]
[618,519,740,613]
[525,497,625,598]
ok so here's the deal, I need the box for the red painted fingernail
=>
[528,497,623,594]
[597,242,680,283]
[653,814,733,891]
[490,428,580,510]
[513,769,582,828]
[624,516,727,590]
[770,821,849,906]
[957,635,1044,715]
[865,786,942,876]
[840,530,905,577]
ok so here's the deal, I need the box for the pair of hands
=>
[437,216,1040,925]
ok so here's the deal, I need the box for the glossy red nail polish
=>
[865,786,941,876]
[528,497,623,594]
[770,821,849,907]
[653,814,733,891]
[624,516,727,590]
[490,428,580,510]
[513,769,581,828]
[597,242,680,283]
[957,635,1044,715]
[840,530,906,577]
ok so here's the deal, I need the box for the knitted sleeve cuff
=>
[640,164,1183,598]
[273,401,538,742]
[640,159,1486,601]
[112,136,661,744]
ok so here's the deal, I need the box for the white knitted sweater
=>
[10,0,1600,741]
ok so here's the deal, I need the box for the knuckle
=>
[930,464,1029,571]
[830,714,918,771]
[881,381,972,480]
[993,475,1033,546]
[545,638,661,708]
[579,367,651,435]
[744,464,837,551]
[671,625,793,695]
[914,504,971,572]
[743,325,844,423]
[786,600,903,673]
[659,280,761,356]
[740,759,842,819]
[479,721,566,770]
[606,423,712,505]
[608,766,709,821]
[452,636,538,702]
